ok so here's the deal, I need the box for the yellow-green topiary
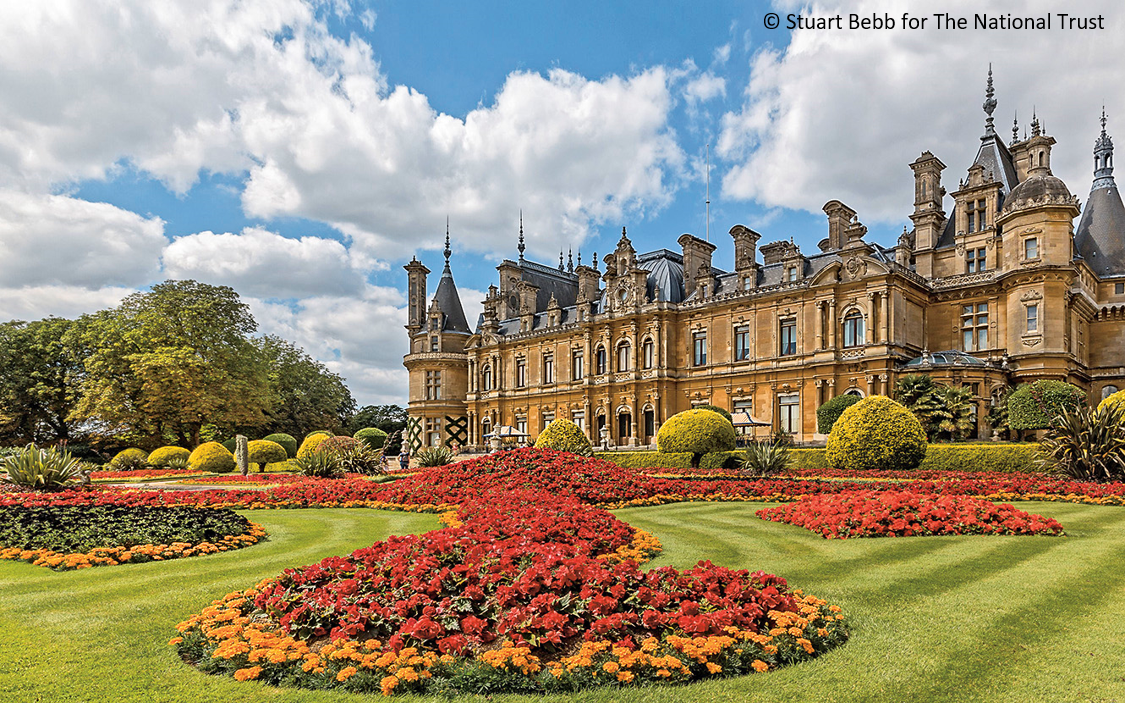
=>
[826,395,928,471]
[297,433,331,458]
[1099,389,1125,412]
[656,409,736,468]
[247,440,288,472]
[147,446,190,468]
[111,448,149,469]
[534,418,594,456]
[188,442,236,474]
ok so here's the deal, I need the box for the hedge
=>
[188,442,236,474]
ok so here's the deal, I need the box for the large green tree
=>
[70,281,271,448]
[253,335,356,437]
[0,317,86,444]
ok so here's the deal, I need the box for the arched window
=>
[642,339,654,369]
[1102,385,1119,401]
[617,343,631,372]
[845,388,864,398]
[482,365,493,391]
[843,310,865,348]
[595,345,607,375]
[1038,151,1044,167]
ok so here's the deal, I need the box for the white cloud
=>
[684,73,726,104]
[0,190,165,287]
[359,8,376,31]
[718,0,1124,224]
[162,227,367,298]
[0,285,136,321]
[713,43,731,66]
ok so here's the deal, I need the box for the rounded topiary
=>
[221,438,237,453]
[656,409,737,468]
[694,404,733,424]
[816,394,862,434]
[308,430,334,439]
[353,427,389,450]
[147,446,190,468]
[826,395,927,472]
[111,448,149,470]
[297,433,332,458]
[1098,389,1125,412]
[534,418,594,456]
[1008,380,1087,430]
[263,433,298,458]
[188,442,236,474]
[247,440,288,471]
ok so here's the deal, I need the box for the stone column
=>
[815,301,824,350]
[866,293,877,345]
[235,435,249,476]
[828,300,837,349]
[879,292,888,344]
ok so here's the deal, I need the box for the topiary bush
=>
[534,419,594,456]
[826,395,928,472]
[263,433,298,458]
[111,448,149,471]
[816,394,862,434]
[221,438,237,453]
[247,440,288,472]
[353,427,388,450]
[188,442,236,474]
[1098,389,1125,412]
[656,409,737,468]
[1008,380,1087,431]
[297,433,332,458]
[694,404,732,424]
[147,446,190,468]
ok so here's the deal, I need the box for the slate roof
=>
[432,269,471,334]
[1075,182,1125,276]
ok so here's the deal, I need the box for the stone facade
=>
[404,82,1125,451]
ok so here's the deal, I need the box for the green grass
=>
[4,502,1125,702]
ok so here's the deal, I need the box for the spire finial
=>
[1102,106,1108,134]
[1011,112,1019,145]
[577,250,582,267]
[559,251,564,271]
[1094,107,1115,187]
[1031,107,1041,137]
[443,217,452,274]
[593,251,599,272]
[518,210,525,261]
[567,248,573,273]
[982,64,997,136]
[619,226,628,243]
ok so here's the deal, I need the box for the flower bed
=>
[90,468,208,482]
[756,492,1065,539]
[0,504,266,570]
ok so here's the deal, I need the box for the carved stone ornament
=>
[844,256,867,279]
[1020,290,1043,301]
[1022,336,1042,347]
[955,243,966,256]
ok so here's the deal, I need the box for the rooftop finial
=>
[567,248,573,273]
[1031,107,1041,137]
[1095,107,1115,187]
[443,217,452,274]
[593,251,599,272]
[1102,105,1108,135]
[577,250,582,267]
[982,65,997,136]
[518,210,525,261]
[559,251,564,271]
[619,226,628,243]
[1011,112,1019,145]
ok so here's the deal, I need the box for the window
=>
[779,319,797,356]
[425,418,442,447]
[1102,385,1120,401]
[692,332,707,366]
[842,311,865,348]
[424,370,442,400]
[743,277,753,291]
[572,350,584,380]
[778,394,800,435]
[787,266,798,282]
[541,412,554,429]
[642,339,654,369]
[430,337,439,352]
[1024,237,1039,260]
[967,199,987,233]
[516,359,527,388]
[1026,304,1039,333]
[515,416,527,435]
[481,365,492,391]
[966,247,987,273]
[595,345,607,375]
[571,410,586,432]
[1116,282,1124,295]
[734,325,750,361]
[617,344,631,372]
[961,303,989,351]
[643,409,655,438]
[543,354,554,384]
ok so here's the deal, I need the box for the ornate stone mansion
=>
[403,77,1125,451]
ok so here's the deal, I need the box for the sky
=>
[0,0,1121,406]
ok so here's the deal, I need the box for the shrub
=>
[263,433,298,458]
[296,433,332,458]
[188,442,236,474]
[1,444,88,491]
[1039,404,1125,481]
[318,436,360,456]
[165,455,190,471]
[594,451,744,470]
[816,394,862,434]
[656,409,737,468]
[247,440,288,472]
[334,443,385,475]
[415,446,454,467]
[353,427,389,450]
[740,442,792,477]
[1008,380,1087,431]
[694,404,732,423]
[826,395,928,472]
[294,451,342,478]
[221,438,238,453]
[1098,389,1125,412]
[147,446,190,468]
[111,448,149,471]
[918,443,1039,473]
[534,418,594,456]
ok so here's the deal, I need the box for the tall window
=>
[1024,237,1039,260]
[842,311,865,348]
[778,394,800,435]
[572,350,584,380]
[481,365,492,391]
[961,303,989,351]
[572,410,586,432]
[1116,282,1125,295]
[543,353,554,384]
[595,345,607,375]
[515,416,527,435]
[430,337,439,352]
[779,319,797,356]
[743,277,753,291]
[692,332,707,366]
[425,370,442,400]
[425,418,442,447]
[616,343,631,372]
[516,359,527,388]
[787,266,798,282]
[642,339,654,369]
[734,325,750,361]
[966,247,987,273]
[1026,304,1039,333]
[967,199,987,233]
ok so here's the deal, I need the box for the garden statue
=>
[235,435,249,476]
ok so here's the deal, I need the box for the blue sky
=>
[0,0,1120,404]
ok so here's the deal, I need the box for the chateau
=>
[403,77,1125,451]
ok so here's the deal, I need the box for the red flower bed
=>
[756,491,1065,539]
[90,468,206,480]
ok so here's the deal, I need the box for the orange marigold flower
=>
[233,666,262,681]
[752,660,770,673]
[380,675,399,695]
[617,670,635,683]
[336,666,359,682]
[706,662,722,674]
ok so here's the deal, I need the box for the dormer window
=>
[430,337,439,352]
[787,267,798,282]
[967,199,986,233]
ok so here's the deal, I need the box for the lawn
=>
[2,501,1124,702]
